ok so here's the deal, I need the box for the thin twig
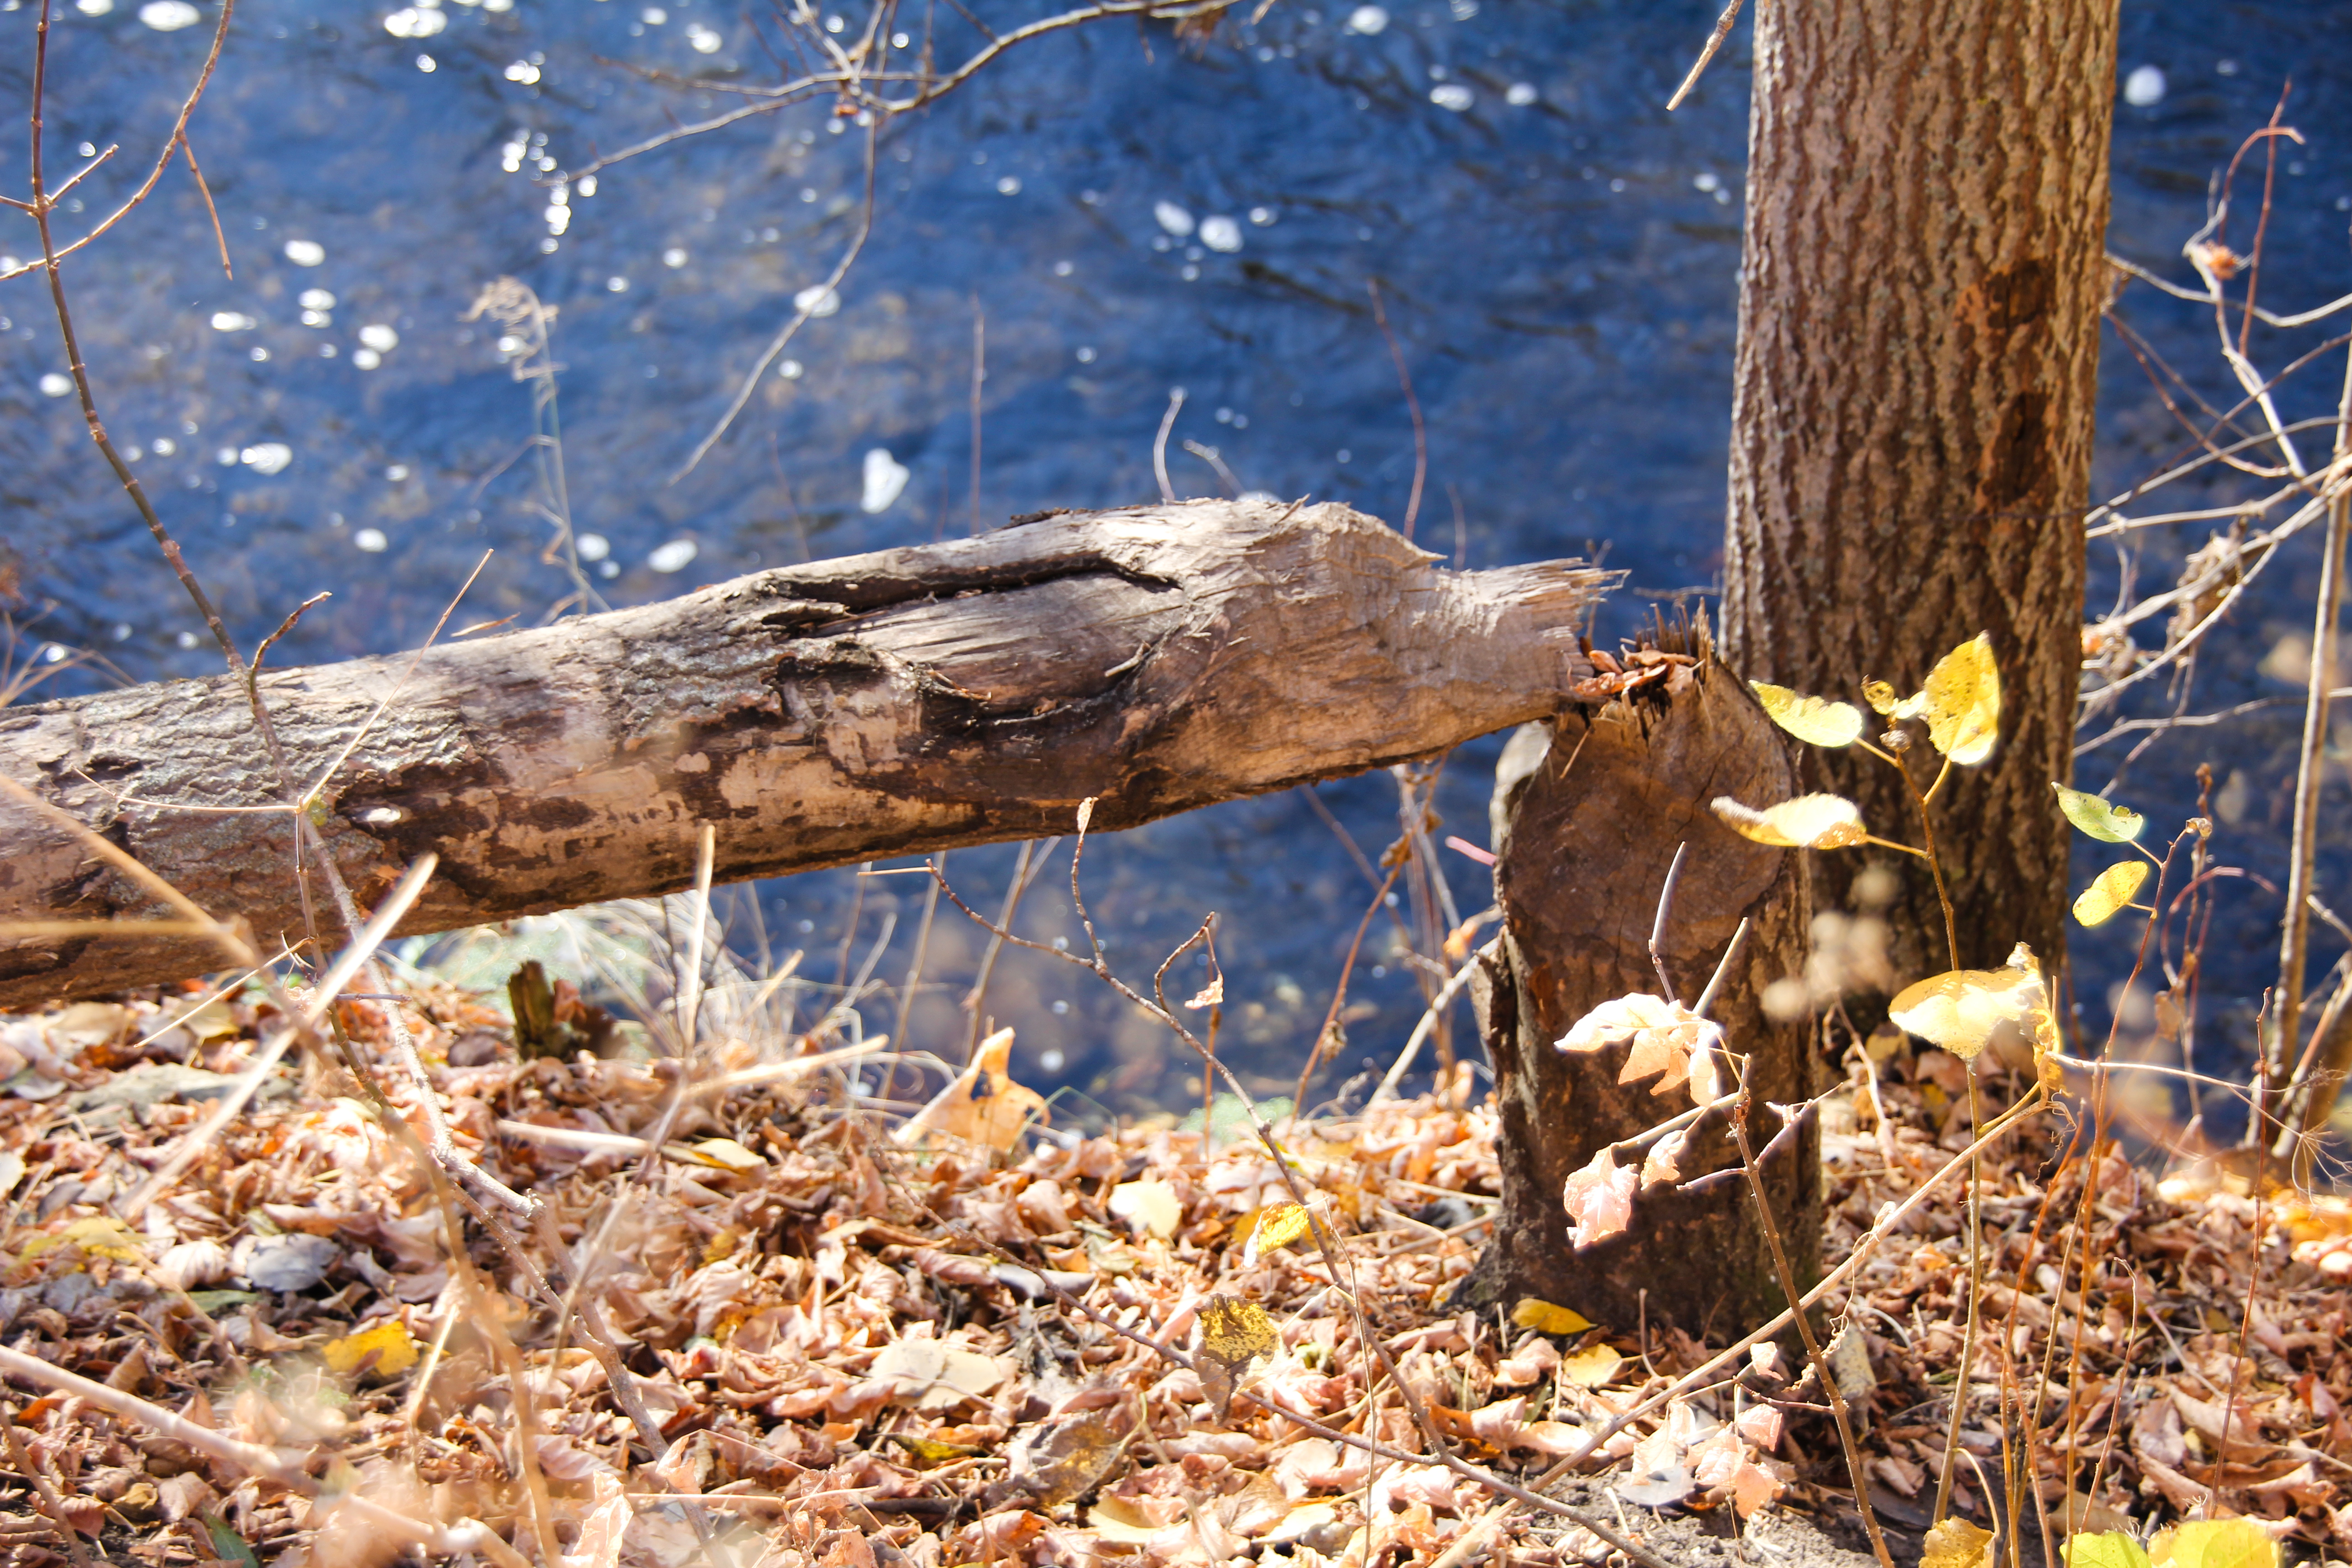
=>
[1665,0,1746,112]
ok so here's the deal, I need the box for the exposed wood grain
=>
[0,499,1611,1008]
[1456,643,1820,1336]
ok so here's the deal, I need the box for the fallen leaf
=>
[1558,1344,1622,1387]
[895,1027,1049,1152]
[320,1319,418,1381]
[1511,1298,1595,1336]
[1004,1405,1131,1506]
[1109,1178,1181,1239]
[1711,793,1869,850]
[2053,783,2146,843]
[2074,860,2151,927]
[1750,682,1866,747]
[23,1215,144,1263]
[868,1339,1008,1410]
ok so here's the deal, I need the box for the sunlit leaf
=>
[1558,1344,1622,1387]
[1889,957,2045,1061]
[2151,1520,2279,1568]
[2053,783,2146,844]
[888,1433,980,1465]
[1710,793,1868,850]
[22,1216,143,1262]
[202,1515,262,1568]
[1923,1518,1996,1568]
[675,1137,764,1171]
[895,1027,1050,1152]
[1556,994,1725,1103]
[1109,1178,1182,1239]
[2065,1534,2155,1568]
[1560,1142,1638,1249]
[2073,860,2151,927]
[320,1319,419,1381]
[1511,1298,1596,1336]
[1862,678,1902,716]
[1913,633,2002,764]
[1194,1293,1278,1420]
[1242,1201,1313,1265]
[1749,682,1866,748]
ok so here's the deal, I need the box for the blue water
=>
[3,0,2348,1126]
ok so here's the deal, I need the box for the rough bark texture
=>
[1720,0,2118,980]
[1455,646,1820,1338]
[0,500,1611,1010]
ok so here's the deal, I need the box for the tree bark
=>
[0,500,1610,1011]
[1455,636,1820,1337]
[1720,0,2118,980]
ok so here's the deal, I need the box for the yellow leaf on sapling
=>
[1749,682,1866,747]
[1511,1298,1596,1336]
[1889,957,2045,1061]
[2150,1519,2278,1568]
[2064,1534,2155,1568]
[1912,633,2002,764]
[2073,861,2151,927]
[1711,793,1868,850]
[321,1319,420,1381]
[2052,783,2146,844]
[1862,678,1902,715]
[1923,1518,1996,1568]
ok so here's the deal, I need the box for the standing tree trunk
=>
[1720,0,2119,980]
[1457,636,1820,1335]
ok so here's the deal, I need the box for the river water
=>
[3,0,2349,1131]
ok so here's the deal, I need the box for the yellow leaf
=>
[1558,1344,1622,1387]
[894,1027,1050,1152]
[1195,1294,1278,1377]
[2065,1533,2155,1568]
[321,1319,419,1381]
[1510,1298,1594,1336]
[2073,860,2151,927]
[22,1216,143,1263]
[1913,633,2002,765]
[1109,1178,1182,1239]
[1089,1497,1167,1544]
[2052,783,2146,844]
[1711,793,1868,850]
[1889,956,2045,1061]
[1749,682,1866,748]
[887,1433,980,1465]
[1924,1518,1996,1568]
[2151,1520,2278,1568]
[676,1137,765,1171]
[1862,678,1901,715]
[1242,1201,1313,1265]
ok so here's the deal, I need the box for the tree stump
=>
[1456,632,1822,1339]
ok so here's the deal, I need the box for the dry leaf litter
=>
[0,974,2345,1567]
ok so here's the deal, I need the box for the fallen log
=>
[1,499,1611,1009]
